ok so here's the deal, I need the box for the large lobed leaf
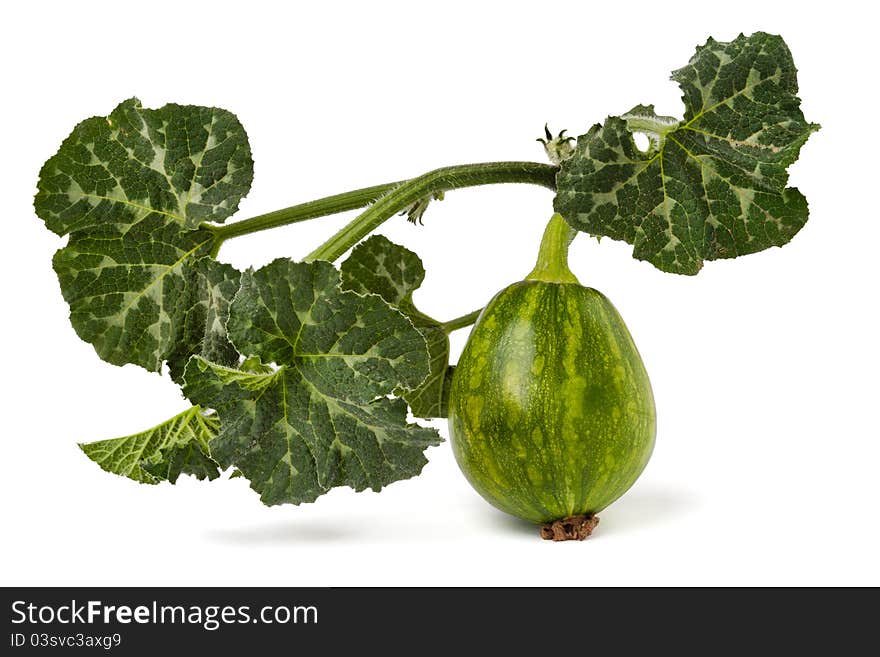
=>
[341,235,453,418]
[53,220,241,373]
[183,259,440,506]
[554,32,819,274]
[35,97,252,235]
[80,406,221,484]
[35,99,251,372]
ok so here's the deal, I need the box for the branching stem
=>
[304,162,558,263]
[207,181,404,257]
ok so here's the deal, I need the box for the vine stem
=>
[304,162,558,263]
[440,309,483,334]
[207,181,405,257]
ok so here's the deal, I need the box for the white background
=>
[2,0,877,586]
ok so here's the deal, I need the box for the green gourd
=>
[448,214,656,539]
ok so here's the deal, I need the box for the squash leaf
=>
[182,259,440,506]
[52,221,241,373]
[35,98,250,372]
[35,97,252,235]
[554,32,819,274]
[341,235,453,419]
[79,406,221,484]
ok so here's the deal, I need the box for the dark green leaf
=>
[339,233,426,306]
[35,98,253,235]
[341,235,452,418]
[554,32,819,274]
[166,258,241,381]
[36,98,250,372]
[53,220,240,372]
[402,327,454,419]
[183,259,440,506]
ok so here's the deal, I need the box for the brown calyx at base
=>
[540,514,599,541]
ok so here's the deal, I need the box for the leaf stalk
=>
[305,162,558,263]
[207,181,404,257]
[440,309,484,334]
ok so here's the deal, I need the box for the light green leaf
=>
[80,406,221,484]
[341,235,453,418]
[53,220,240,372]
[182,259,440,506]
[35,98,253,235]
[554,32,819,274]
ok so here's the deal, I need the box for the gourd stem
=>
[440,308,483,334]
[526,213,579,284]
[207,181,403,257]
[305,162,558,263]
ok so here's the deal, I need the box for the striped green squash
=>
[448,215,656,526]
